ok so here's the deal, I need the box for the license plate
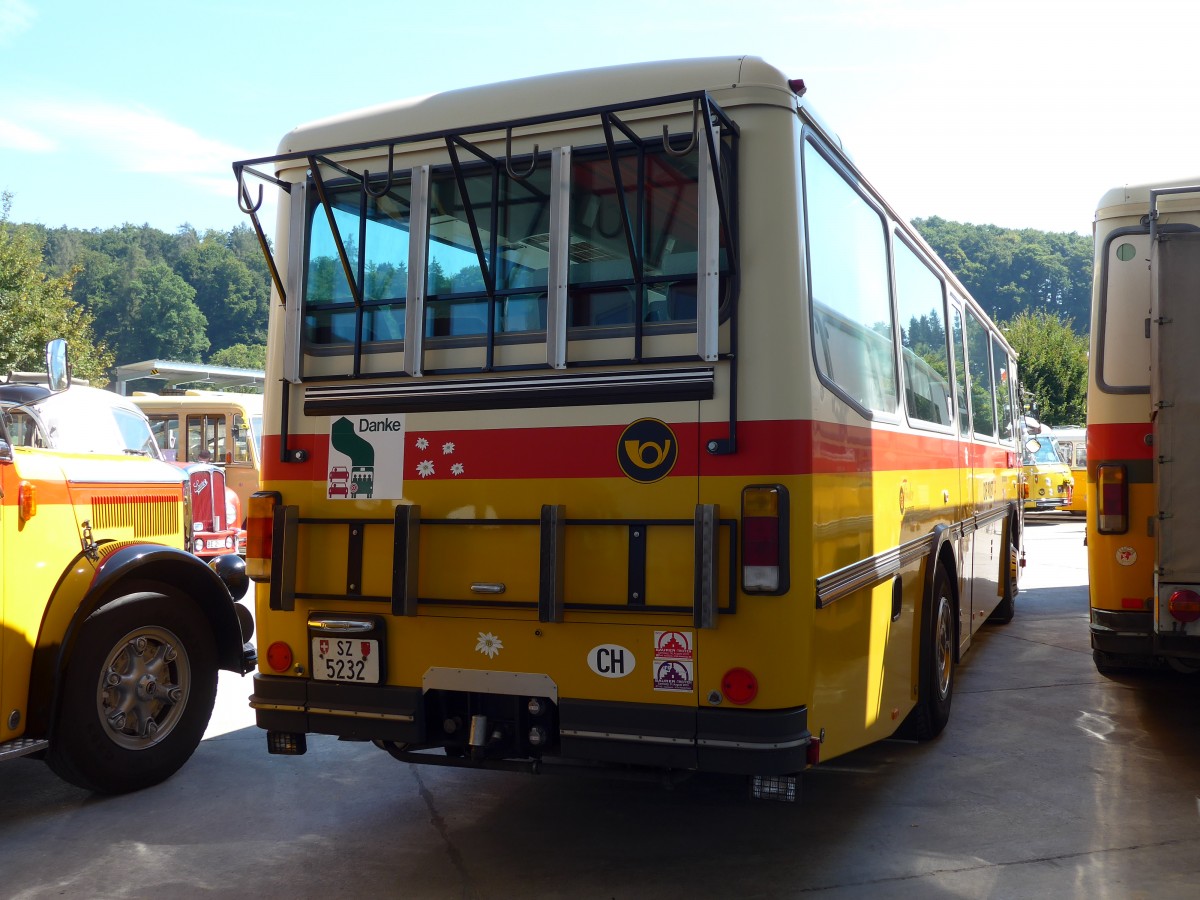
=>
[205,538,227,549]
[312,637,380,683]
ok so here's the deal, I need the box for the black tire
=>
[907,563,955,741]
[989,521,1019,624]
[46,591,218,794]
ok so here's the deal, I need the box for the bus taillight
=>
[742,485,789,594]
[1168,589,1200,624]
[246,490,279,580]
[1097,465,1128,534]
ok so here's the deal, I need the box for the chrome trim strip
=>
[403,165,430,377]
[470,583,506,595]
[696,736,811,750]
[546,146,570,370]
[303,367,716,415]
[814,507,1013,609]
[816,532,934,610]
[0,737,49,761]
[559,729,694,746]
[283,179,307,383]
[249,700,414,723]
[697,117,719,362]
[422,667,558,702]
[308,618,375,633]
[307,707,414,722]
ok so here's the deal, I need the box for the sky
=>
[3,0,1200,238]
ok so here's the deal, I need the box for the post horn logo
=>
[617,418,678,483]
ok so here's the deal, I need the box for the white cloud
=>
[0,0,34,45]
[22,99,249,178]
[0,116,56,152]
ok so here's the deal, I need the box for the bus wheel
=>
[989,523,1019,624]
[907,564,955,741]
[1165,656,1200,676]
[46,591,218,794]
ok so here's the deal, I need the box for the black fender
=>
[27,543,253,736]
[921,523,960,663]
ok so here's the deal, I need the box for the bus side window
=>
[951,306,970,437]
[803,138,897,415]
[965,310,997,438]
[894,235,951,427]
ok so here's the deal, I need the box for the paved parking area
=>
[2,516,1198,898]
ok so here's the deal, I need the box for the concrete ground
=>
[2,516,1198,898]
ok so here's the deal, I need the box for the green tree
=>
[209,342,266,370]
[103,263,209,363]
[914,217,1093,332]
[1002,309,1088,424]
[0,193,113,383]
[177,234,268,353]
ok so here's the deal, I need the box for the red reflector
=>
[1168,590,1200,623]
[806,737,820,766]
[266,642,293,673]
[722,667,759,705]
[1121,597,1148,610]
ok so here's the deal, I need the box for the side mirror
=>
[1025,437,1042,454]
[45,339,70,393]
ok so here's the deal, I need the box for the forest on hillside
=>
[911,216,1093,331]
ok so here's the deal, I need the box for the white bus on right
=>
[1089,181,1200,674]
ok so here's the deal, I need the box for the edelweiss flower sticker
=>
[475,632,503,659]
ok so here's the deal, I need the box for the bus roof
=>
[274,56,798,159]
[130,391,263,412]
[1095,179,1200,221]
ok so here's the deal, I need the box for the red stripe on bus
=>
[1088,422,1153,460]
[264,420,1010,481]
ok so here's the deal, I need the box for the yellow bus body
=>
[1,379,255,792]
[1089,181,1200,672]
[237,56,1022,785]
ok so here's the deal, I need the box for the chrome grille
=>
[90,494,181,537]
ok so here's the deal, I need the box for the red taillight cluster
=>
[246,491,278,580]
[742,485,789,593]
[1097,464,1128,534]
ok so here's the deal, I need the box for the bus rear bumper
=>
[250,674,811,775]
[1091,609,1200,669]
[1090,608,1154,656]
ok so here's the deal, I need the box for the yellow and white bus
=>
[131,390,264,513]
[1089,181,1200,674]
[1020,419,1073,513]
[1052,426,1086,516]
[233,56,1023,797]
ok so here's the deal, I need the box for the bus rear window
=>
[302,141,732,348]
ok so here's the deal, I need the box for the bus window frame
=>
[295,131,738,363]
[289,103,739,379]
[891,228,955,436]
[801,128,901,424]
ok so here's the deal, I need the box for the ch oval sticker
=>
[587,644,636,678]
